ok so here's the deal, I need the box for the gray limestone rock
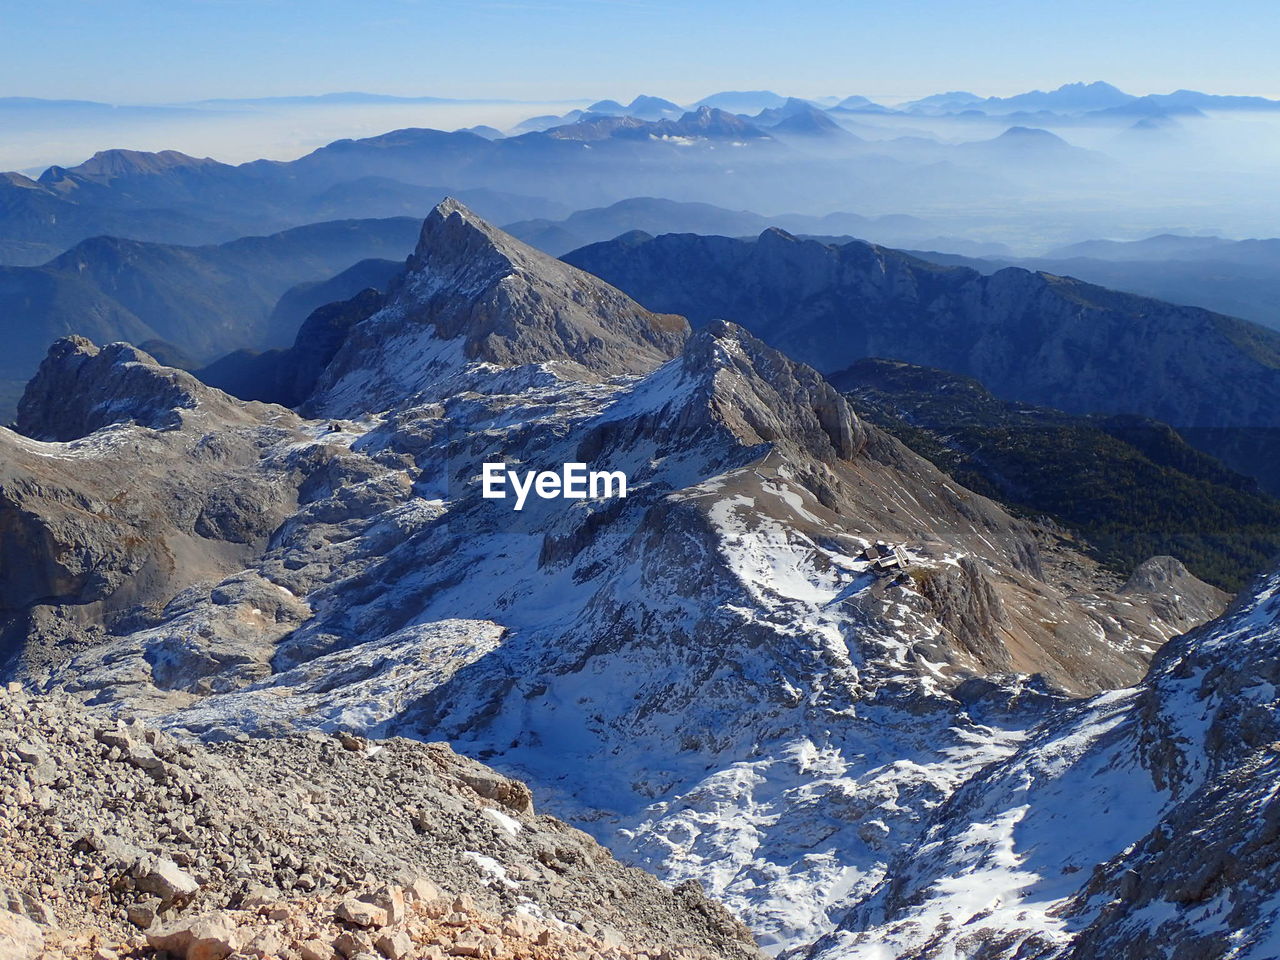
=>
[0,686,762,959]
[0,909,43,960]
[310,198,690,417]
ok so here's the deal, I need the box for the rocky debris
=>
[0,685,762,960]
[912,556,1012,669]
[126,882,738,960]
[1052,571,1280,960]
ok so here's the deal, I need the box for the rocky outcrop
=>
[0,340,326,677]
[310,198,689,416]
[0,909,42,960]
[0,684,762,959]
[1120,556,1228,627]
[15,337,231,441]
[681,320,868,462]
[913,557,1012,671]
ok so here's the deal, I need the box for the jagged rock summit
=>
[16,336,248,441]
[679,319,867,462]
[311,197,689,416]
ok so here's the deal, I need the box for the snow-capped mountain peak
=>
[310,197,689,416]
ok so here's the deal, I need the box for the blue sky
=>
[3,0,1279,104]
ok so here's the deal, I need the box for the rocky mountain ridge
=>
[563,228,1280,485]
[0,201,1249,956]
[910,236,1280,333]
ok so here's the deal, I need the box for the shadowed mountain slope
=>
[0,218,420,421]
[837,357,1280,591]
[564,229,1280,486]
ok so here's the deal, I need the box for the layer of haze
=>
[7,95,1280,251]
[0,101,589,172]
[5,0,1280,253]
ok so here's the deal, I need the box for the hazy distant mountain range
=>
[0,218,420,418]
[907,235,1280,331]
[8,78,1280,272]
[505,80,1280,132]
[0,109,1124,268]
[584,94,685,120]
[897,81,1280,117]
[12,80,1272,120]
[0,155,565,265]
[501,196,942,256]
[0,125,1023,263]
